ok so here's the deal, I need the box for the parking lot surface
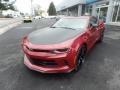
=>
[0,19,120,90]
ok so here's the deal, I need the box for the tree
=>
[7,4,15,10]
[48,2,56,16]
[0,0,6,10]
[0,3,7,10]
[0,0,7,16]
[0,0,15,16]
[34,5,45,16]
[0,0,15,10]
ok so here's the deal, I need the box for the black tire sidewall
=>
[74,45,86,72]
[98,31,104,42]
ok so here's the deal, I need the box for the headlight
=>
[24,45,33,51]
[51,48,69,53]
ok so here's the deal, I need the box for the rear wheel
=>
[74,45,87,72]
[98,31,104,43]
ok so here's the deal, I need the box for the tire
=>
[98,32,104,43]
[74,45,87,72]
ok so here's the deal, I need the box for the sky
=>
[15,0,63,14]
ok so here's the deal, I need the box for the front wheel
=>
[74,45,87,72]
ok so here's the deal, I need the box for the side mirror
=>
[93,24,98,27]
[90,23,98,28]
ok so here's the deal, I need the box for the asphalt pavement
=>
[0,19,120,90]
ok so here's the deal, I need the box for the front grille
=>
[29,58,57,66]
[26,46,52,53]
[32,49,52,53]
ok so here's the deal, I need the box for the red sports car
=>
[22,16,105,73]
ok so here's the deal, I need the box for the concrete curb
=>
[0,20,22,35]
[106,22,120,26]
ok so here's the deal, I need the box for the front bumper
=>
[24,55,73,73]
[22,42,76,73]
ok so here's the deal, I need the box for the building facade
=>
[57,0,120,23]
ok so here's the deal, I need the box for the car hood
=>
[28,27,84,45]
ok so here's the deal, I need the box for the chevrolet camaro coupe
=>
[22,16,105,73]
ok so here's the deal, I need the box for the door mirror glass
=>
[92,23,98,27]
[90,23,98,29]
[89,17,98,29]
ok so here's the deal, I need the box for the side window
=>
[90,17,98,26]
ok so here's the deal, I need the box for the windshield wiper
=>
[59,27,76,30]
[50,26,57,28]
[50,26,76,30]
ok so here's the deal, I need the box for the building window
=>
[95,1,109,23]
[112,1,120,22]
[112,5,119,22]
[85,5,92,15]
[96,7,108,22]
[117,8,120,22]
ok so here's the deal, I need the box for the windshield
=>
[52,18,88,29]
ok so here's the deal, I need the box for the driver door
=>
[87,17,98,49]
